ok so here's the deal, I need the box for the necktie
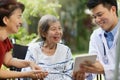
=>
[104,32,114,49]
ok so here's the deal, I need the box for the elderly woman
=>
[22,14,73,80]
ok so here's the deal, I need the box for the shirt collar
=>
[104,20,120,36]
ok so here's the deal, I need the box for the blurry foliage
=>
[11,0,120,52]
[18,0,61,24]
[10,27,37,45]
[59,0,94,52]
[13,0,94,51]
[118,0,120,18]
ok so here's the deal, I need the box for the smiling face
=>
[4,8,22,34]
[44,21,63,44]
[91,4,118,32]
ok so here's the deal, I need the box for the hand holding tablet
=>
[73,54,97,72]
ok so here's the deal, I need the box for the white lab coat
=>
[88,21,120,80]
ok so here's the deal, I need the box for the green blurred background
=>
[10,0,120,55]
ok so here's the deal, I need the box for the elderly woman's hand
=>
[28,61,48,79]
[25,70,48,80]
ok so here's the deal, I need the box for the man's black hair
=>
[87,0,118,16]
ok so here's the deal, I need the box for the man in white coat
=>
[73,0,120,80]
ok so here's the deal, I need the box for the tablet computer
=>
[73,54,97,72]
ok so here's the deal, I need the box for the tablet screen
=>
[73,54,97,72]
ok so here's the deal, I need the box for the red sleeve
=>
[0,38,13,68]
[5,38,13,52]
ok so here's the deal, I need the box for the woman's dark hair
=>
[0,0,25,26]
[38,14,59,41]
[87,0,118,16]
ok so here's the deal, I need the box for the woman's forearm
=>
[0,69,28,79]
[9,58,30,68]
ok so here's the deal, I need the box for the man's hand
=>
[73,70,85,80]
[80,61,104,74]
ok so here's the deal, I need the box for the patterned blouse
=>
[21,42,73,80]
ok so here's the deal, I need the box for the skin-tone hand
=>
[73,70,85,80]
[3,51,48,79]
[72,61,104,80]
[0,69,48,79]
[29,61,49,79]
[25,70,48,79]
[80,60,104,74]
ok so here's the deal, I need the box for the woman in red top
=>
[0,0,48,79]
